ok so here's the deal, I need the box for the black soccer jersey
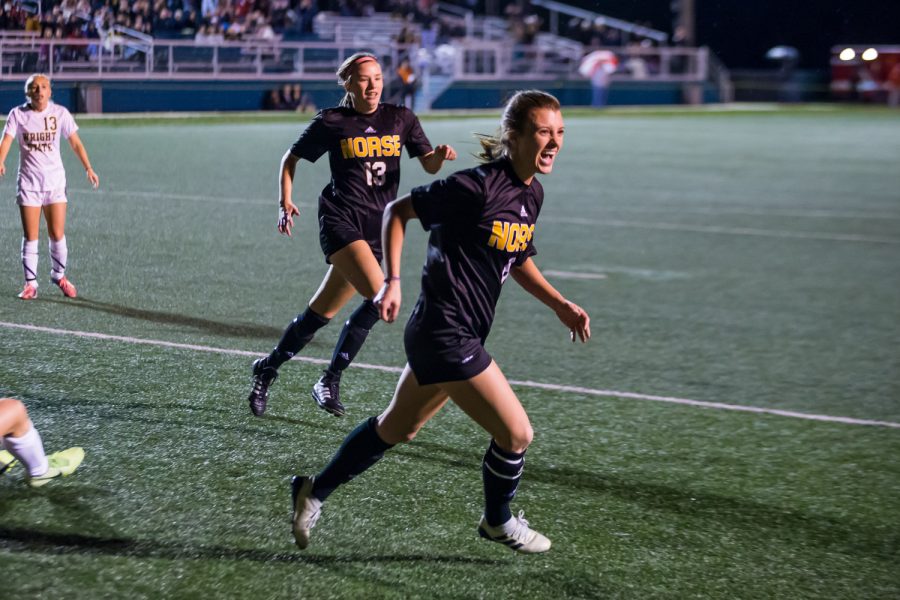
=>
[409,158,543,346]
[289,104,433,222]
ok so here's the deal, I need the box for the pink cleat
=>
[18,283,37,300]
[55,276,77,298]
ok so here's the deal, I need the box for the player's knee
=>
[0,398,28,427]
[496,423,533,454]
[376,418,421,445]
[397,428,419,444]
[385,425,420,445]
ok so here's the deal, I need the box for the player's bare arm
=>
[418,144,457,174]
[278,150,301,236]
[0,133,14,177]
[376,194,417,323]
[67,133,98,188]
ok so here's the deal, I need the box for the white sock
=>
[21,238,38,286]
[3,422,49,477]
[49,236,68,282]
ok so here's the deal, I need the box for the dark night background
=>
[563,1,900,70]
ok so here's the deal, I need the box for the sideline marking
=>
[2,320,898,429]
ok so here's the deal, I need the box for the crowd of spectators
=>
[0,0,460,44]
[0,0,318,44]
[0,0,667,65]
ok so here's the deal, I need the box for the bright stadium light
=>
[861,48,879,61]
[839,48,856,61]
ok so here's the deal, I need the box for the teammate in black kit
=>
[247,52,456,418]
[289,90,590,554]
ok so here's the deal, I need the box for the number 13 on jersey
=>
[365,161,386,186]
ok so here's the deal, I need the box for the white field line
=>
[77,189,900,229]
[595,205,900,221]
[0,321,403,374]
[2,320,898,430]
[543,270,608,280]
[542,216,900,245]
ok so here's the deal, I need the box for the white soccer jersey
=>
[2,101,78,192]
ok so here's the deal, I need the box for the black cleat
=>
[248,358,278,416]
[311,371,345,417]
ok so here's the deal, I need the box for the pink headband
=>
[354,56,377,65]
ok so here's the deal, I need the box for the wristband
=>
[385,275,401,282]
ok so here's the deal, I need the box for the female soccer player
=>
[289,90,590,553]
[0,397,85,487]
[247,52,456,418]
[0,73,99,300]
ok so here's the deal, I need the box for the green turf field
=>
[1,106,898,599]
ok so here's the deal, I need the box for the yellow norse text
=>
[340,135,401,158]
[487,221,534,252]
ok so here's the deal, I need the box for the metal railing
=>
[435,41,710,82]
[0,37,410,79]
[0,37,717,86]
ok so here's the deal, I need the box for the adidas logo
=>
[364,126,376,134]
[520,205,528,218]
[339,352,350,360]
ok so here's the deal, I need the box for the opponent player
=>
[0,73,100,300]
[289,90,590,553]
[0,397,85,487]
[247,52,456,418]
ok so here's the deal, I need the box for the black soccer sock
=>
[326,299,380,377]
[312,416,394,501]
[264,307,330,370]
[482,439,526,527]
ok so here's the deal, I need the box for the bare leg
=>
[19,206,42,240]
[326,239,383,300]
[308,265,359,318]
[439,361,533,453]
[42,201,66,241]
[376,365,450,444]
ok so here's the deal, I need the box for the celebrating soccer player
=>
[246,52,456,418]
[289,90,590,554]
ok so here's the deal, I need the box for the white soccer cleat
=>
[478,510,551,554]
[291,475,322,549]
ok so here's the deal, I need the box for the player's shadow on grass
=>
[0,486,121,539]
[403,441,897,562]
[43,297,284,339]
[0,526,501,566]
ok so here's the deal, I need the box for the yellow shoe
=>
[0,449,18,475]
[26,447,85,488]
